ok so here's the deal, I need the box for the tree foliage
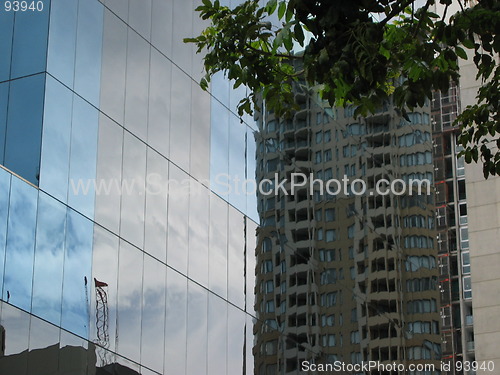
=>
[185,0,500,177]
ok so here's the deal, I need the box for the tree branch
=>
[379,0,417,26]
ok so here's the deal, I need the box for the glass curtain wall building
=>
[0,0,259,374]
[253,84,442,374]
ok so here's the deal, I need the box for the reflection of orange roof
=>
[94,278,108,287]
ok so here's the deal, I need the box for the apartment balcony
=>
[466,341,475,352]
[465,315,473,326]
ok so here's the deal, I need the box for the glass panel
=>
[94,114,124,234]
[0,302,30,374]
[74,0,103,106]
[116,240,143,363]
[246,127,259,222]
[0,82,8,164]
[187,183,209,286]
[145,148,168,263]
[228,115,247,211]
[210,79,230,196]
[4,74,45,185]
[227,304,245,375]
[245,314,255,375]
[39,77,72,202]
[46,0,78,87]
[208,293,227,375]
[228,208,245,308]
[151,0,173,57]
[61,209,93,339]
[120,132,147,248]
[171,0,193,74]
[59,330,91,373]
[91,225,119,360]
[141,254,166,372]
[124,29,150,141]
[190,81,211,181]
[0,168,11,293]
[104,0,128,21]
[32,193,66,325]
[0,10,14,81]
[166,164,189,274]
[100,9,127,125]
[246,220,257,313]
[148,48,171,158]
[186,280,208,375]
[27,315,60,374]
[169,66,191,171]
[209,195,228,298]
[115,356,141,374]
[68,95,99,219]
[164,267,187,374]
[10,1,50,78]
[129,0,152,40]
[4,177,38,311]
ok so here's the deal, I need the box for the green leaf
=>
[278,1,286,20]
[266,0,277,14]
[455,46,468,60]
[294,23,305,46]
[462,38,475,49]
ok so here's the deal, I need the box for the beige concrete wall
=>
[461,49,500,372]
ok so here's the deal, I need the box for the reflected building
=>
[253,85,442,374]
[0,0,258,374]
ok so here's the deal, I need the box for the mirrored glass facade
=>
[253,84,442,374]
[0,1,258,374]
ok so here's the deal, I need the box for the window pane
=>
[144,148,169,263]
[39,77,72,201]
[4,177,38,311]
[208,293,227,375]
[166,164,190,274]
[116,240,144,363]
[5,74,45,185]
[100,9,127,124]
[188,181,209,286]
[148,48,171,158]
[209,195,228,298]
[91,225,119,357]
[124,29,150,141]
[10,4,50,78]
[165,267,187,374]
[94,115,123,234]
[61,209,93,339]
[47,0,78,86]
[186,281,208,375]
[120,132,146,248]
[0,168,11,293]
[67,95,99,218]
[0,82,8,166]
[74,0,103,106]
[0,11,14,81]
[141,254,166,372]
[32,193,66,325]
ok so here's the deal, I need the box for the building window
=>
[325,208,335,222]
[326,229,336,242]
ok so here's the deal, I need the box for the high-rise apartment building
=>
[0,0,258,374]
[253,84,442,374]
